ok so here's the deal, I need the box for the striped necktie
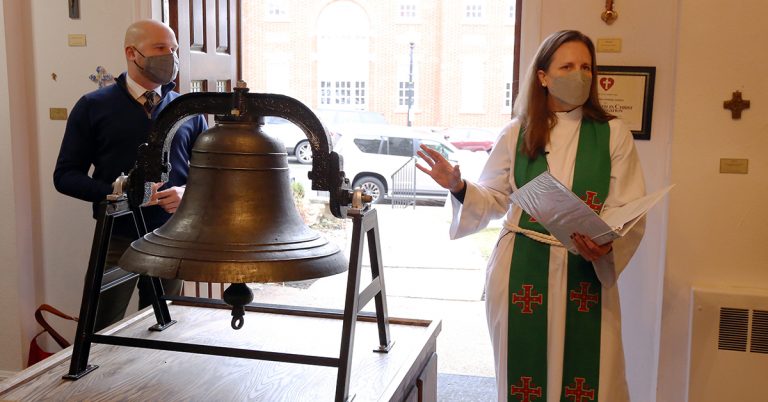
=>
[143,91,159,115]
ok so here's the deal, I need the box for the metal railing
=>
[391,157,416,208]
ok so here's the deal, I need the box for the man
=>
[54,20,207,331]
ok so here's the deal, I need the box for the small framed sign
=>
[596,66,656,140]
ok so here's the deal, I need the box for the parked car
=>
[262,109,388,164]
[333,124,487,203]
[437,127,498,153]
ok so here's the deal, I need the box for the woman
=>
[417,30,645,402]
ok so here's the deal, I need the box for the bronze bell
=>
[119,87,349,326]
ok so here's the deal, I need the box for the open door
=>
[166,0,240,94]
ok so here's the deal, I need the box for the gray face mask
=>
[547,70,592,107]
[133,47,179,85]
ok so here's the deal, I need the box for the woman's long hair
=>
[513,30,614,159]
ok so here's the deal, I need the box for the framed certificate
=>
[596,66,656,140]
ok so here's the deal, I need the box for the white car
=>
[333,124,487,203]
[262,110,388,164]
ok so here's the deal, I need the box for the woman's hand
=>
[571,233,612,262]
[416,144,464,192]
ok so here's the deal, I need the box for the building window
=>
[319,80,367,107]
[504,82,512,109]
[335,81,351,105]
[464,1,484,21]
[317,1,370,110]
[265,1,288,21]
[190,80,206,93]
[396,57,418,112]
[397,0,418,21]
[506,0,517,24]
[501,58,514,113]
[320,81,332,105]
[216,80,230,93]
[398,81,414,107]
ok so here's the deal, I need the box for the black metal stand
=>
[63,205,392,402]
[64,198,175,380]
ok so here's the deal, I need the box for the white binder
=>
[510,172,672,254]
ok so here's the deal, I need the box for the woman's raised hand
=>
[416,144,464,193]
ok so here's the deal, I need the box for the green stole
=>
[507,119,610,402]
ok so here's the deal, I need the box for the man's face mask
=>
[132,47,178,85]
[546,70,592,107]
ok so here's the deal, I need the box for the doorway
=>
[234,1,519,400]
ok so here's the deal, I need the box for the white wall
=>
[32,0,138,341]
[0,0,37,372]
[658,1,768,401]
[0,0,152,372]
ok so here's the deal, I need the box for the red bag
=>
[27,304,77,367]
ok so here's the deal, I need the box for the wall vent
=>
[689,287,768,402]
[751,310,768,354]
[717,307,748,351]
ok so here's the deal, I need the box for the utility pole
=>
[407,42,414,127]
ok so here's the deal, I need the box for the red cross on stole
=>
[510,376,543,402]
[581,191,603,213]
[564,377,596,401]
[512,284,543,314]
[569,282,599,313]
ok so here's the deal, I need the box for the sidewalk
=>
[252,202,501,379]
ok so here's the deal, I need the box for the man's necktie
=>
[143,91,158,115]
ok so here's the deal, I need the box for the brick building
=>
[241,0,517,130]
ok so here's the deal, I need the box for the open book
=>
[509,172,672,254]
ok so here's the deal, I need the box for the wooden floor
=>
[0,304,440,401]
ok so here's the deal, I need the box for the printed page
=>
[600,184,674,233]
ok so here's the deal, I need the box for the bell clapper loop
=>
[231,314,244,330]
[223,283,254,330]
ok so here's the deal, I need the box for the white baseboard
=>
[0,370,17,380]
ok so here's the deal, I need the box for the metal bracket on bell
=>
[349,188,373,212]
[106,174,129,201]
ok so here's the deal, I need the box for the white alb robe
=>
[449,108,645,402]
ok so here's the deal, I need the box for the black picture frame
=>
[596,66,656,140]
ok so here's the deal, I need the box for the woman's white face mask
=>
[546,70,592,107]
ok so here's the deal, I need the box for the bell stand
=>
[64,197,393,402]
[64,196,177,380]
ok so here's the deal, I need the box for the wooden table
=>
[0,304,441,401]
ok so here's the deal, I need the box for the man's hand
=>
[146,182,185,213]
[416,144,464,193]
[571,233,612,262]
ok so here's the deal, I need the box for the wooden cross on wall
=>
[723,91,750,119]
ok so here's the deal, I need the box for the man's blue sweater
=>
[54,73,207,235]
